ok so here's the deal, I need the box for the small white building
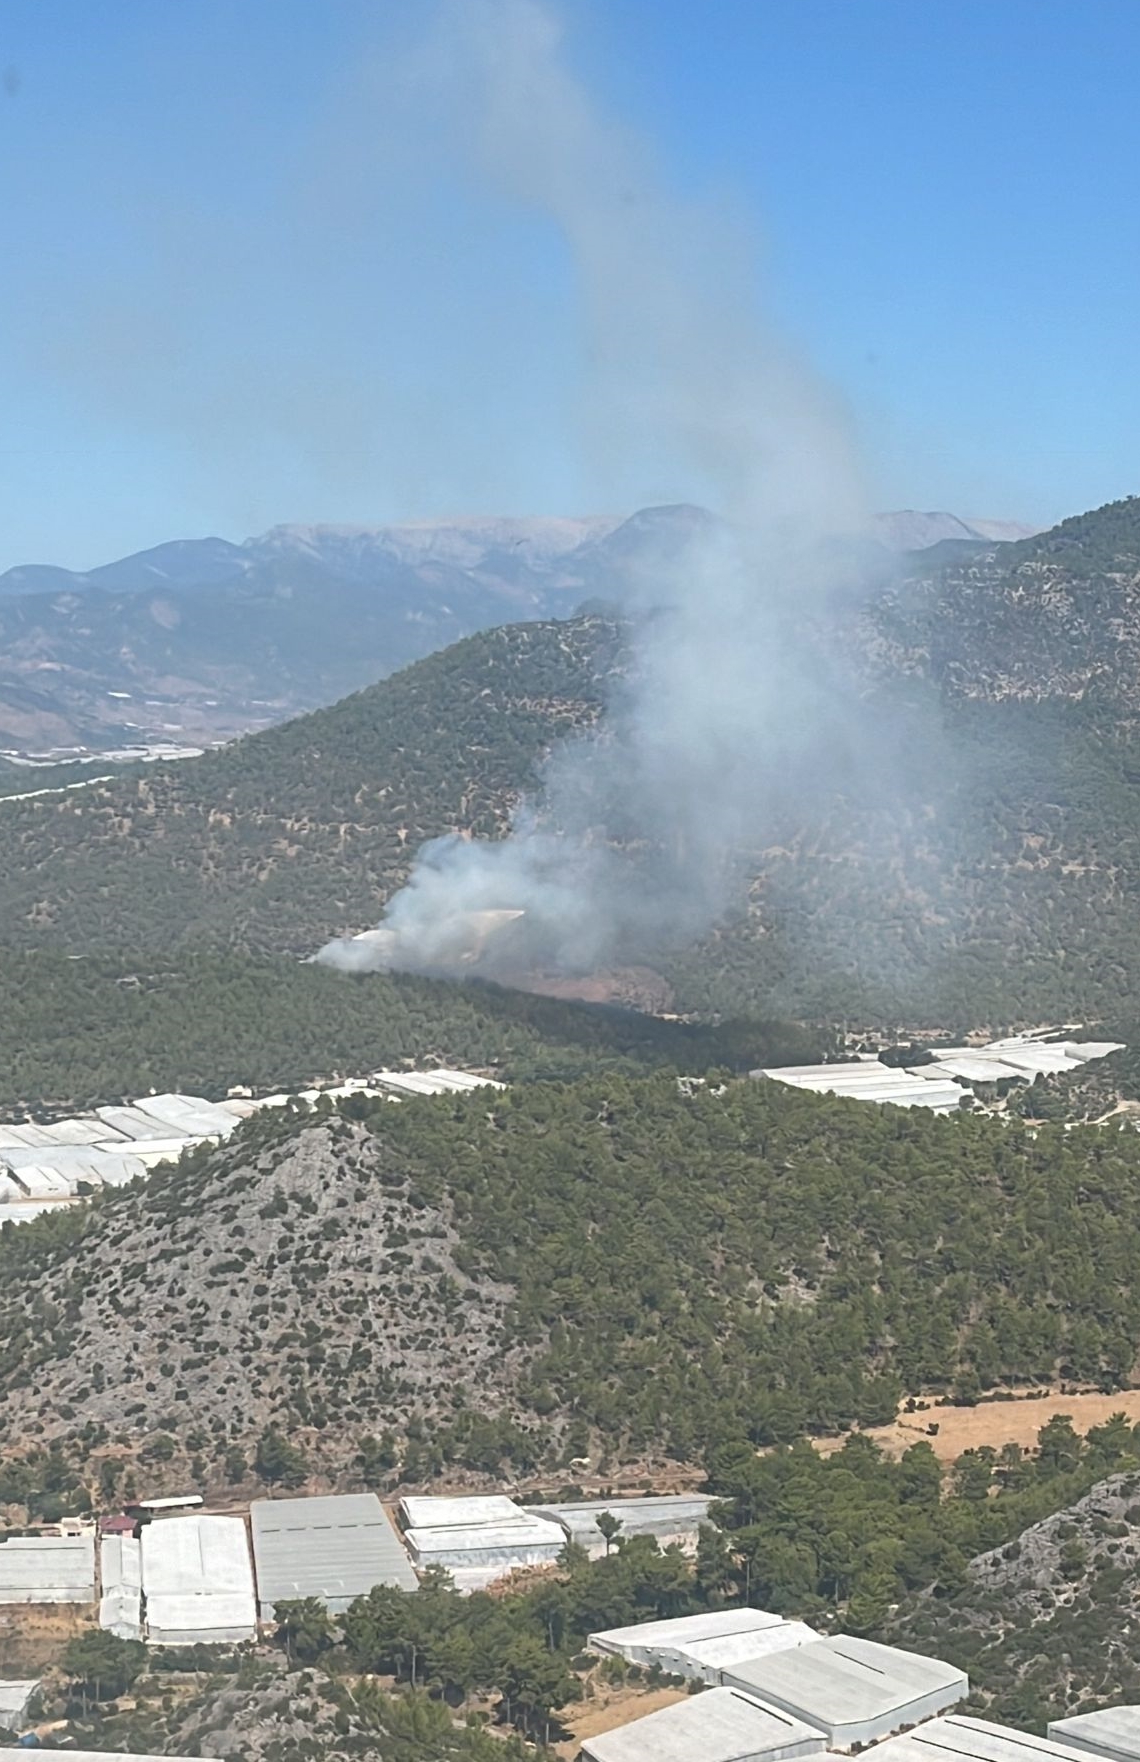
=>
[721,1635,967,1750]
[140,1514,256,1645]
[0,1682,39,1733]
[99,1535,143,1641]
[579,1686,828,1762]
[532,1495,713,1560]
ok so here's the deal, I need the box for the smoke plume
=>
[318,0,877,981]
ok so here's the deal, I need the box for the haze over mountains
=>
[0,505,1035,752]
[2,493,1139,1031]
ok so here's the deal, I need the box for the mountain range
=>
[0,506,1036,752]
[1,495,1140,1036]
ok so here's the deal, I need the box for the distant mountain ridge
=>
[0,505,1028,598]
[0,504,1035,752]
[4,497,1140,1028]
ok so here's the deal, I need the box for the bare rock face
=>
[0,1116,529,1494]
[889,1471,1140,1721]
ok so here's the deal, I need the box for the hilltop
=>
[868,494,1140,708]
[0,615,624,956]
[7,1075,1140,1502]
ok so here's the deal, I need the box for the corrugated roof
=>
[0,1535,95,1597]
[250,1493,417,1602]
[726,1636,966,1729]
[1048,1708,1140,1762]
[592,1608,794,1651]
[580,1687,826,1762]
[872,1715,1095,1762]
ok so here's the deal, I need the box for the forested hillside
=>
[0,616,623,954]
[0,950,820,1112]
[6,1075,1140,1499]
[5,499,1140,1038]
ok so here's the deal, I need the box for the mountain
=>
[2,494,1139,1031]
[866,496,1140,708]
[0,505,1028,752]
[872,511,1039,551]
[7,1072,1140,1495]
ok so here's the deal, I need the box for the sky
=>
[1,0,1138,569]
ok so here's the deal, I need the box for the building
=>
[0,1754,221,1762]
[753,1062,972,1113]
[0,1682,39,1732]
[140,1514,257,1645]
[579,1686,828,1762]
[589,1608,815,1679]
[99,1535,142,1641]
[1048,1709,1140,1762]
[868,1716,1095,1762]
[755,1035,1125,1115]
[662,1621,819,1687]
[721,1636,967,1749]
[0,1535,96,1605]
[399,1494,566,1589]
[531,1495,713,1559]
[250,1493,417,1617]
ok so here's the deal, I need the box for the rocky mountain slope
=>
[0,505,1027,751]
[9,1073,1140,1499]
[867,496,1140,708]
[892,1468,1140,1726]
[0,1113,529,1496]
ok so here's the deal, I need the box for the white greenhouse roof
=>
[677,1621,818,1673]
[99,1536,142,1641]
[724,1636,966,1738]
[0,1755,223,1762]
[406,1517,564,1557]
[591,1608,796,1653]
[0,1200,73,1226]
[0,1681,39,1725]
[1048,1708,1140,1762]
[140,1514,255,1642]
[145,1591,257,1643]
[400,1494,524,1529]
[873,1715,1096,1762]
[0,1535,96,1601]
[251,1493,417,1604]
[756,1063,971,1112]
[535,1494,712,1531]
[580,1686,827,1762]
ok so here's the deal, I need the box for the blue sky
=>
[1,0,1138,567]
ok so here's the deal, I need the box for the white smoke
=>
[318,0,875,980]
